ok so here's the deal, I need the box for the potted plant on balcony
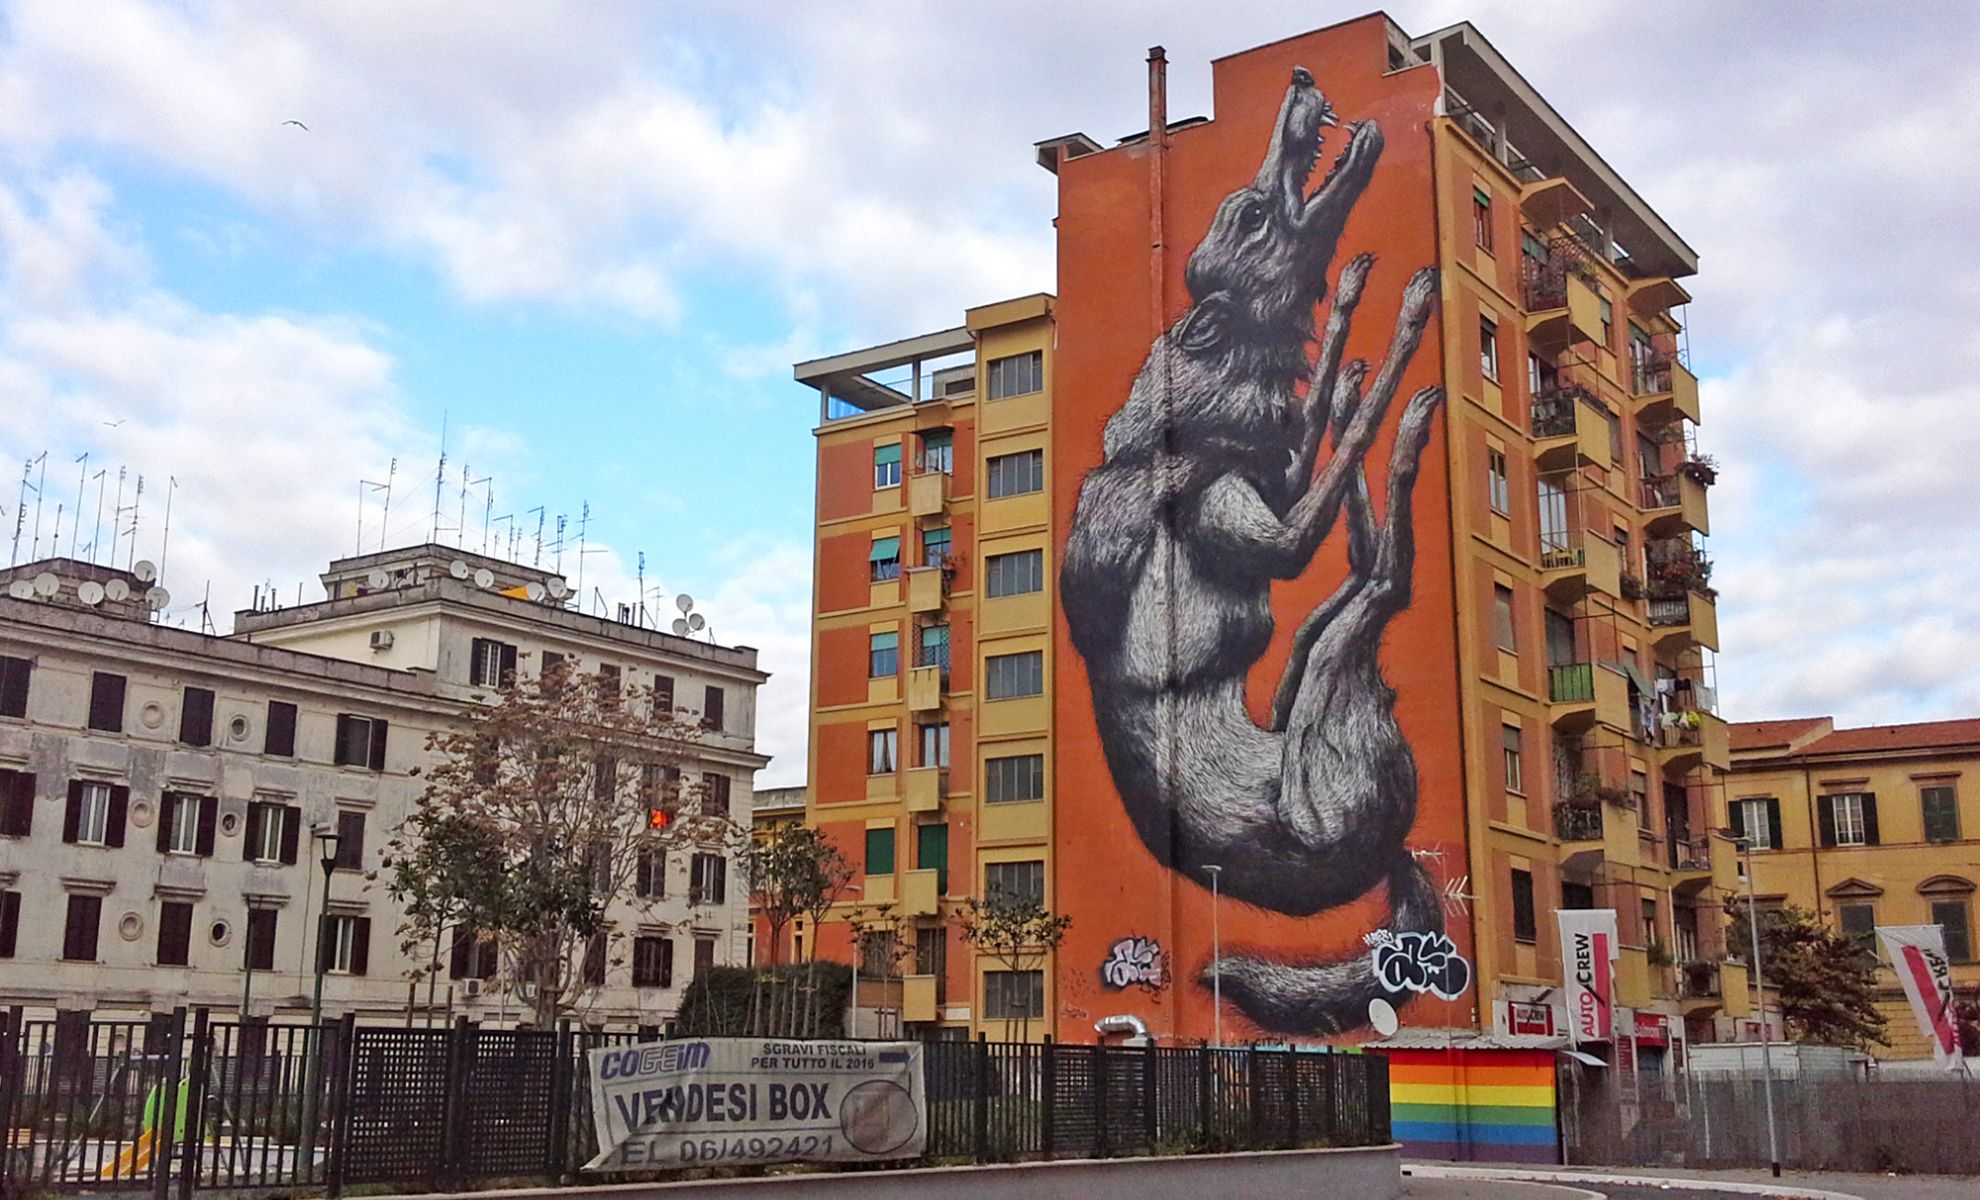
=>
[1595,782,1633,809]
[1676,454,1718,486]
[1647,938,1674,968]
[1620,571,1646,601]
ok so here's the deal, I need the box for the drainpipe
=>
[1801,764,1824,921]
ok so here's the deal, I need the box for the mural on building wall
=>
[1060,66,1448,1037]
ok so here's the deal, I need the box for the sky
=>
[1,1,1977,787]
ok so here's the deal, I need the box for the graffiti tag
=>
[1366,930,1471,1001]
[1100,936,1165,990]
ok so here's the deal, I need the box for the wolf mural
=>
[1060,67,1447,1037]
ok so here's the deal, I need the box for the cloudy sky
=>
[1,1,1976,784]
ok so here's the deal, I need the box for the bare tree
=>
[955,894,1071,1041]
[745,824,853,1035]
[847,905,912,1037]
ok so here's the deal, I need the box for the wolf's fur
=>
[1060,68,1448,1036]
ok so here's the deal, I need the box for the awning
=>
[868,537,900,562]
[1617,660,1653,695]
[873,443,902,465]
[1561,1049,1608,1068]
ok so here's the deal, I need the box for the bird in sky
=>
[281,120,309,131]
[101,418,124,428]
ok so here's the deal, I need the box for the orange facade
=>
[1050,17,1471,1044]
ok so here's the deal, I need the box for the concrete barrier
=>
[370,1144,1404,1200]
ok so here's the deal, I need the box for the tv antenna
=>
[458,464,490,550]
[121,473,143,570]
[86,466,106,564]
[430,413,448,543]
[528,506,545,565]
[158,476,177,586]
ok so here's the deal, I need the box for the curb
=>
[1404,1162,1866,1200]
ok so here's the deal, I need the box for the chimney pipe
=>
[1147,46,1169,340]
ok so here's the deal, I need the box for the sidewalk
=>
[1411,1161,1980,1200]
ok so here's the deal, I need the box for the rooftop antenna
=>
[70,453,87,559]
[9,457,28,565]
[109,467,126,566]
[49,502,63,557]
[552,513,567,572]
[635,550,647,629]
[158,476,177,586]
[198,581,215,635]
[88,467,106,564]
[574,501,591,599]
[491,511,513,559]
[27,451,47,561]
[528,506,545,565]
[378,457,397,552]
[122,473,143,569]
[430,413,448,543]
[458,464,489,551]
[479,477,496,553]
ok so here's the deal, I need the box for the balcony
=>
[900,973,939,1023]
[1647,590,1720,652]
[906,664,945,713]
[1628,276,1692,318]
[1554,802,1605,843]
[1521,244,1605,347]
[1667,836,1713,883]
[862,873,897,906]
[1661,711,1731,772]
[1679,961,1723,1014]
[1640,473,1710,536]
[1646,539,1713,601]
[1632,355,1701,426]
[1529,387,1609,469]
[906,565,947,614]
[1546,661,1631,733]
[904,766,947,814]
[908,470,948,519]
[900,869,940,917]
[1540,530,1621,602]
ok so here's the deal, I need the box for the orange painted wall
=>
[1050,17,1471,1044]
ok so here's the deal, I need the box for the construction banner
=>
[584,1038,924,1170]
[1877,925,1967,1075]
[1558,909,1620,1045]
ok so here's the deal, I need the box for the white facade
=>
[0,546,768,1027]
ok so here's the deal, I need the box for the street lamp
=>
[1713,829,1780,1179]
[1203,864,1223,1049]
[300,826,342,1174]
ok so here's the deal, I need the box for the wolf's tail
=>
[1206,850,1444,1036]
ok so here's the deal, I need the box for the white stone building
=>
[0,545,768,1027]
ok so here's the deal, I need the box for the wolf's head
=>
[1178,67,1382,352]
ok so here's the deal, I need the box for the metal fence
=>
[1,1008,1389,1195]
[1564,1070,1980,1175]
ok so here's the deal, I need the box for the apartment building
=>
[0,545,767,1026]
[1728,717,1980,1064]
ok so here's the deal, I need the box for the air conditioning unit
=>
[369,630,395,651]
[461,978,484,999]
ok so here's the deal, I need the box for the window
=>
[1472,186,1494,251]
[0,890,19,958]
[985,754,1045,803]
[1636,433,1661,483]
[0,769,33,837]
[0,654,30,718]
[1837,902,1877,954]
[243,907,277,971]
[582,932,606,985]
[1821,792,1879,848]
[333,714,388,771]
[985,549,1045,597]
[469,638,518,687]
[703,686,725,732]
[1932,900,1972,963]
[1641,897,1660,949]
[319,914,371,975]
[919,722,949,768]
[264,701,297,757]
[702,772,731,817]
[600,664,622,706]
[917,624,950,672]
[869,630,900,678]
[868,727,898,775]
[986,450,1044,499]
[916,822,949,894]
[986,350,1044,399]
[985,860,1045,906]
[1510,868,1537,942]
[985,969,1044,1019]
[653,674,675,715]
[633,935,675,987]
[593,755,619,806]
[334,810,365,871]
[158,792,216,856]
[64,781,126,847]
[1492,584,1517,652]
[869,536,901,582]
[1561,881,1595,910]
[635,847,667,898]
[694,936,717,977]
[87,672,126,732]
[449,926,499,980]
[1599,294,1614,346]
[865,826,896,875]
[1479,316,1499,381]
[245,801,300,865]
[985,651,1043,700]
[1732,797,1782,851]
[1527,349,1555,396]
[178,687,215,747]
[690,853,727,905]
[1501,725,1524,794]
[919,430,953,475]
[922,526,952,566]
[917,926,947,982]
[1922,786,1961,844]
[1536,476,1569,556]
[1487,449,1510,515]
[874,443,902,489]
[1603,407,1623,463]
[62,894,102,962]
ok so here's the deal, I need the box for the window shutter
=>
[704,687,725,731]
[156,793,175,853]
[1861,794,1880,846]
[196,796,218,857]
[478,936,498,979]
[265,701,297,757]
[368,720,388,771]
[636,851,652,898]
[179,688,215,747]
[470,638,491,684]
[0,772,31,837]
[0,655,29,718]
[0,890,19,957]
[449,927,472,979]
[352,918,371,976]
[500,643,518,684]
[317,915,335,974]
[662,938,675,987]
[334,714,358,765]
[1728,798,1747,842]
[278,806,301,865]
[336,811,364,869]
[63,780,82,844]
[1817,796,1838,848]
[244,803,265,860]
[1764,798,1783,850]
[105,786,128,848]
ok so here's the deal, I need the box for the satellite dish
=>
[547,578,569,599]
[146,586,171,610]
[6,579,33,600]
[525,582,545,602]
[687,612,706,632]
[32,572,59,597]
[132,560,157,583]
[671,618,690,636]
[675,593,693,614]
[366,568,390,590]
[77,581,105,606]
[1368,998,1400,1039]
[473,568,495,589]
[448,560,470,580]
[104,578,130,601]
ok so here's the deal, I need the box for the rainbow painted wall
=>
[1379,1048,1558,1164]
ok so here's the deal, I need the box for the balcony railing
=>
[1679,961,1722,1000]
[1548,663,1596,703]
[1555,802,1605,842]
[1668,836,1711,872]
[1647,596,1691,627]
[1641,475,1682,510]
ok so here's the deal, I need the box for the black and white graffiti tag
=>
[1100,936,1165,990]
[1365,930,1471,1001]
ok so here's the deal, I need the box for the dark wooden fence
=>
[0,1007,1390,1196]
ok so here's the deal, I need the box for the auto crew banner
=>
[584,1038,925,1170]
[1558,909,1619,1045]
[1876,925,1968,1075]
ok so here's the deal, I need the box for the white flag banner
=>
[1876,925,1967,1075]
[1557,909,1620,1045]
[585,1038,926,1171]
